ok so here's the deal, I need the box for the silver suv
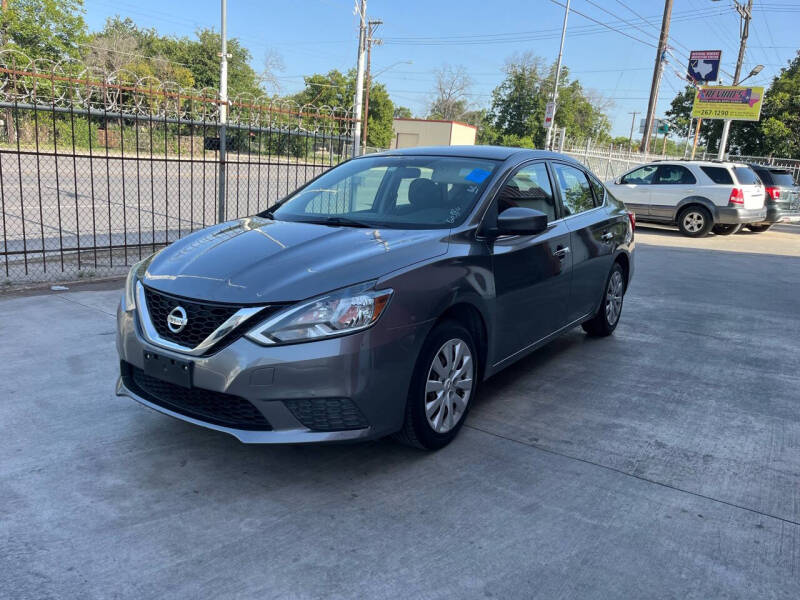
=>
[606,161,766,237]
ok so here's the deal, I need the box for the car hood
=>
[142,217,448,303]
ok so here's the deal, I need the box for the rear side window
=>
[620,165,657,184]
[751,168,773,185]
[588,174,605,205]
[655,165,696,185]
[732,167,761,185]
[770,171,796,187]
[700,166,733,185]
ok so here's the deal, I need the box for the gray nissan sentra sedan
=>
[116,146,634,449]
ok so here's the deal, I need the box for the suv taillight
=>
[766,186,781,200]
[728,188,744,205]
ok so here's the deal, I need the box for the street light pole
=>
[641,0,673,153]
[217,0,228,223]
[352,0,367,158]
[716,0,753,160]
[544,0,570,151]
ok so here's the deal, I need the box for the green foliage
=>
[0,0,88,60]
[483,54,610,148]
[730,51,800,157]
[294,69,394,148]
[393,106,413,119]
[86,17,261,97]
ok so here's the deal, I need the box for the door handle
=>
[553,246,570,259]
[600,232,614,242]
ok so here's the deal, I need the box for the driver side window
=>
[498,162,556,221]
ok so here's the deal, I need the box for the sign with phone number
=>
[691,85,765,121]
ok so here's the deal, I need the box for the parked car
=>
[116,147,634,450]
[606,160,766,237]
[744,163,800,232]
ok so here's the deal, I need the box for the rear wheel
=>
[395,321,477,450]
[712,223,742,235]
[582,262,626,338]
[747,223,773,233]
[677,206,712,237]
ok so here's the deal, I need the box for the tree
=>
[393,105,413,119]
[484,53,610,148]
[294,69,394,148]
[86,18,262,97]
[0,0,88,61]
[428,64,472,120]
[730,51,800,157]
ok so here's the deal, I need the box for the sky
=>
[81,0,800,138]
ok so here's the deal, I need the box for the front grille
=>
[143,286,240,348]
[284,398,369,431]
[122,362,272,431]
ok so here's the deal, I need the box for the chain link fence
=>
[561,138,800,183]
[0,51,354,286]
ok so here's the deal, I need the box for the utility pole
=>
[640,0,673,153]
[717,0,752,160]
[217,0,229,222]
[627,111,639,152]
[544,0,570,151]
[362,19,382,153]
[352,0,367,158]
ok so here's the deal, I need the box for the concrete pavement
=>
[1,230,799,599]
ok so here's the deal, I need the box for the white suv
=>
[606,161,766,237]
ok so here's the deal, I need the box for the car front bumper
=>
[115,299,427,444]
[715,206,767,225]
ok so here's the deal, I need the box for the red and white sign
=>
[544,102,556,129]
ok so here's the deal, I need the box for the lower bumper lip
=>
[116,377,373,444]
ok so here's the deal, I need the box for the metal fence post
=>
[584,138,591,162]
[604,144,613,179]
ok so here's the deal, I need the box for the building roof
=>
[392,117,478,131]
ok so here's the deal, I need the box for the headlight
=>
[122,257,150,312]
[245,283,393,345]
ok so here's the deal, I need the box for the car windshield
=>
[269,156,499,229]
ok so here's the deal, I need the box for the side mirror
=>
[495,207,548,236]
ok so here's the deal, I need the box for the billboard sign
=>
[544,102,556,129]
[691,86,765,121]
[688,50,722,83]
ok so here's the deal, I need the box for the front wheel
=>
[747,224,773,233]
[712,223,742,235]
[582,262,626,337]
[677,206,712,237]
[395,321,477,450]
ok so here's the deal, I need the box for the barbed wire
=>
[0,50,354,136]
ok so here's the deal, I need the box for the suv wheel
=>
[677,206,712,237]
[712,223,742,235]
[582,262,626,337]
[395,321,476,450]
[747,224,772,233]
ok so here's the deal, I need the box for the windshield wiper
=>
[299,216,375,228]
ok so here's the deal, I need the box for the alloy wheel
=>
[605,270,624,326]
[425,338,474,434]
[682,211,705,233]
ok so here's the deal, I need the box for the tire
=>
[677,205,712,237]
[747,223,773,233]
[582,262,626,338]
[394,320,477,450]
[712,223,742,235]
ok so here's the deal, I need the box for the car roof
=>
[650,160,752,169]
[746,162,793,173]
[360,145,582,164]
